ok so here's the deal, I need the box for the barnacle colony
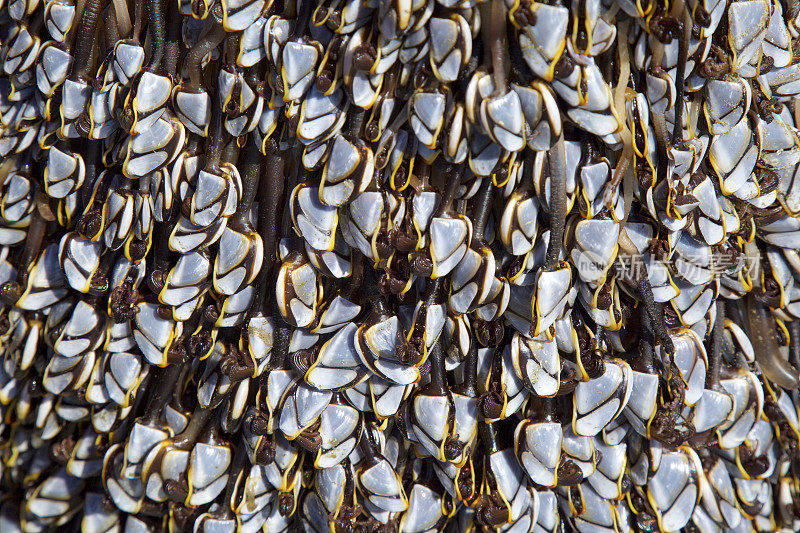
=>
[1,0,800,531]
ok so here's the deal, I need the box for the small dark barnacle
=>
[245,410,270,436]
[290,348,316,375]
[443,435,463,462]
[108,283,140,323]
[278,491,295,516]
[326,10,342,30]
[189,330,213,358]
[556,457,583,486]
[74,112,92,138]
[295,429,323,453]
[474,318,504,347]
[353,43,377,72]
[50,434,75,464]
[738,445,770,478]
[0,281,21,306]
[220,346,255,382]
[409,251,434,277]
[203,304,220,324]
[0,312,10,336]
[165,475,190,502]
[478,385,505,419]
[255,438,276,465]
[474,491,509,527]
[637,512,660,532]
[157,304,174,320]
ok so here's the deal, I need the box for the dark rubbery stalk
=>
[790,320,800,370]
[638,299,657,375]
[231,140,261,231]
[472,177,494,241]
[707,298,725,389]
[253,140,286,313]
[747,294,800,389]
[145,0,166,72]
[204,88,226,174]
[70,0,106,81]
[545,135,567,269]
[185,11,226,91]
[164,0,180,77]
[455,331,479,398]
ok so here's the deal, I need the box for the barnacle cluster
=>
[1,0,800,530]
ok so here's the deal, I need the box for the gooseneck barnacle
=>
[5,0,800,531]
